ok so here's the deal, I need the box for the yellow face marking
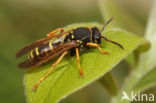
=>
[35,47,39,55]
[30,50,34,58]
[71,35,74,39]
[49,41,53,49]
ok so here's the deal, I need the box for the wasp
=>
[16,18,124,91]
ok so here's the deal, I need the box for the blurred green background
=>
[0,0,153,103]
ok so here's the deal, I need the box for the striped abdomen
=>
[29,41,61,60]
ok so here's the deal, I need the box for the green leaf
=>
[25,23,144,103]
[125,39,150,68]
[99,72,118,96]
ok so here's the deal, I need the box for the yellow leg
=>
[47,28,64,37]
[32,51,68,91]
[75,48,83,76]
[86,43,109,54]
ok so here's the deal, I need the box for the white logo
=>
[121,91,155,102]
[121,91,130,100]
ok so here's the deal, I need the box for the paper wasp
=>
[16,18,124,91]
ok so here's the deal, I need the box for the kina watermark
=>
[121,91,155,102]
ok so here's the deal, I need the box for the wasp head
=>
[91,27,101,44]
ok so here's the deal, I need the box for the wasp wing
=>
[16,29,74,58]
[18,41,79,68]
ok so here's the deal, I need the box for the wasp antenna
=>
[102,36,124,49]
[101,17,113,33]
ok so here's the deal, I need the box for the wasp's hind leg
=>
[86,43,109,54]
[75,48,83,76]
[47,28,64,37]
[32,51,68,91]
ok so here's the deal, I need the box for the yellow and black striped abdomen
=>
[29,41,61,60]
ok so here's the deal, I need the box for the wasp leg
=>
[75,48,83,76]
[47,28,64,37]
[32,51,68,91]
[86,43,109,54]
